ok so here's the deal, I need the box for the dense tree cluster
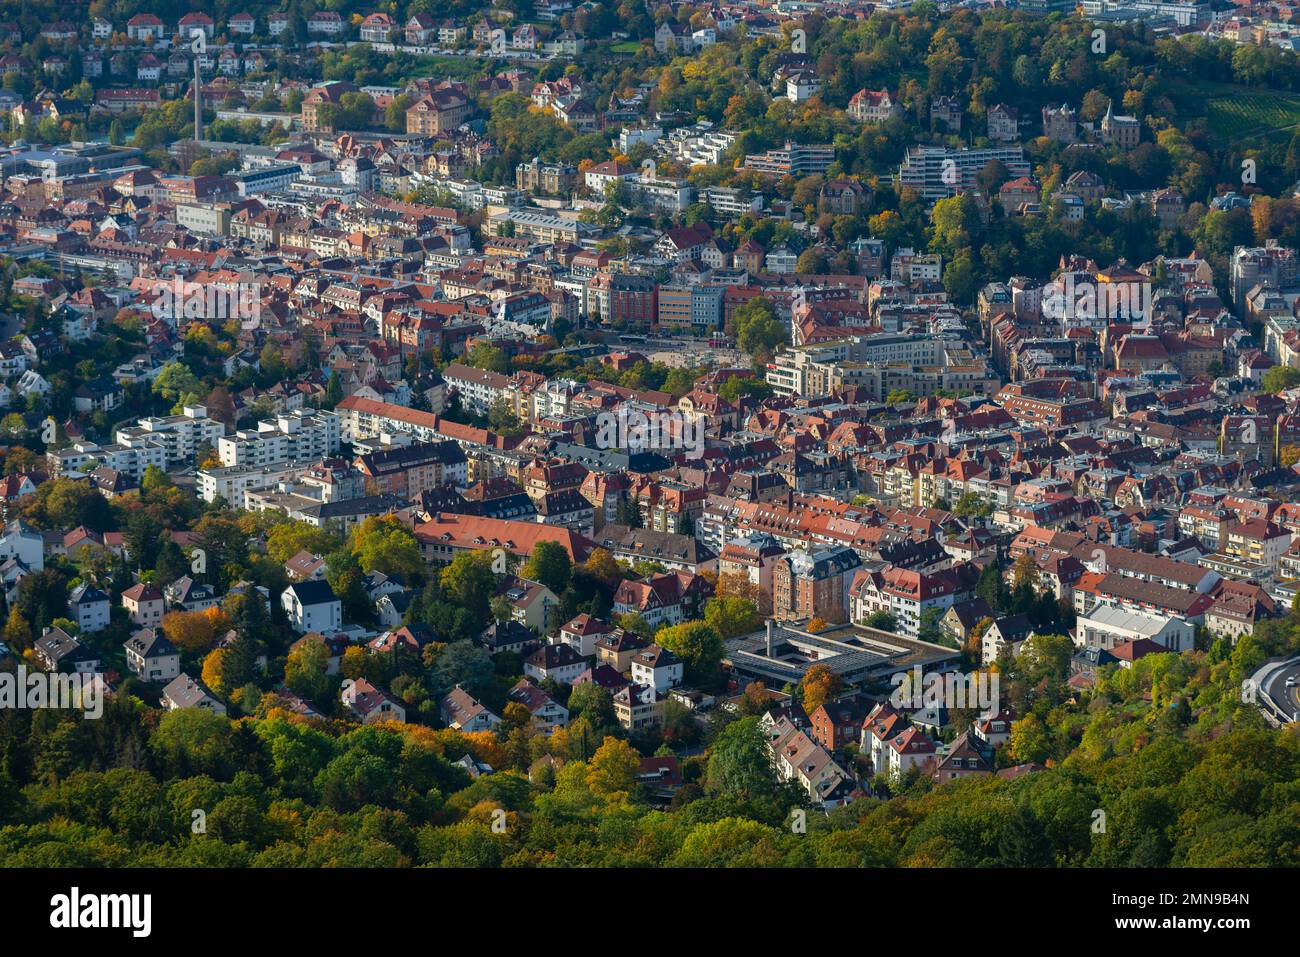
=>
[2,580,1298,867]
[0,656,1295,866]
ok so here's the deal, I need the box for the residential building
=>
[282,581,342,633]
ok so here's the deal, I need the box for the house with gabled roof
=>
[405,13,436,43]
[630,644,683,692]
[121,582,164,628]
[0,519,43,569]
[637,755,682,799]
[496,576,560,634]
[282,580,341,634]
[506,678,568,729]
[367,625,427,657]
[981,613,1035,665]
[653,223,712,263]
[848,87,901,124]
[524,641,587,684]
[613,681,666,731]
[162,674,226,714]
[165,575,218,613]
[267,686,323,718]
[0,557,31,605]
[359,12,396,43]
[307,10,344,34]
[987,103,1018,141]
[974,705,1015,749]
[613,570,711,629]
[35,627,101,674]
[440,684,501,731]
[284,550,326,581]
[861,699,907,774]
[810,697,869,752]
[886,725,937,781]
[1109,637,1170,668]
[124,628,180,683]
[342,678,407,724]
[575,662,631,693]
[765,713,856,807]
[558,613,612,657]
[941,596,993,644]
[62,526,125,561]
[934,730,993,782]
[594,627,649,672]
[593,524,717,574]
[414,512,594,565]
[479,618,538,656]
[126,13,166,41]
[177,12,214,39]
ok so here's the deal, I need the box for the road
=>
[1260,656,1300,722]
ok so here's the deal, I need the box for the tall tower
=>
[193,57,202,142]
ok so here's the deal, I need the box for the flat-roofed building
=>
[1075,604,1193,653]
[115,405,224,468]
[217,410,340,468]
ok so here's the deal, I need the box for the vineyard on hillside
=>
[1207,93,1300,141]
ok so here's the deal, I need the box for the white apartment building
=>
[115,405,225,468]
[217,410,341,468]
[701,186,762,216]
[336,397,444,445]
[850,566,962,636]
[627,175,693,214]
[904,253,943,283]
[897,145,1031,201]
[766,335,949,397]
[48,439,168,481]
[442,363,512,415]
[1075,605,1194,654]
[619,126,662,152]
[434,178,486,210]
[659,125,738,167]
[198,462,310,504]
[532,378,579,421]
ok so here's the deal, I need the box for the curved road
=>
[1263,657,1300,722]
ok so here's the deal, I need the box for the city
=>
[0,0,1294,904]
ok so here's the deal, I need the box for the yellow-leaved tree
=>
[586,737,640,798]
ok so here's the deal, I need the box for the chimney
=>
[765,619,775,657]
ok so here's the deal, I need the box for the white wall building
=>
[198,462,309,504]
[1075,605,1194,654]
[282,581,343,634]
[115,405,225,467]
[630,644,684,692]
[218,409,341,468]
[69,584,111,633]
[0,520,44,570]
